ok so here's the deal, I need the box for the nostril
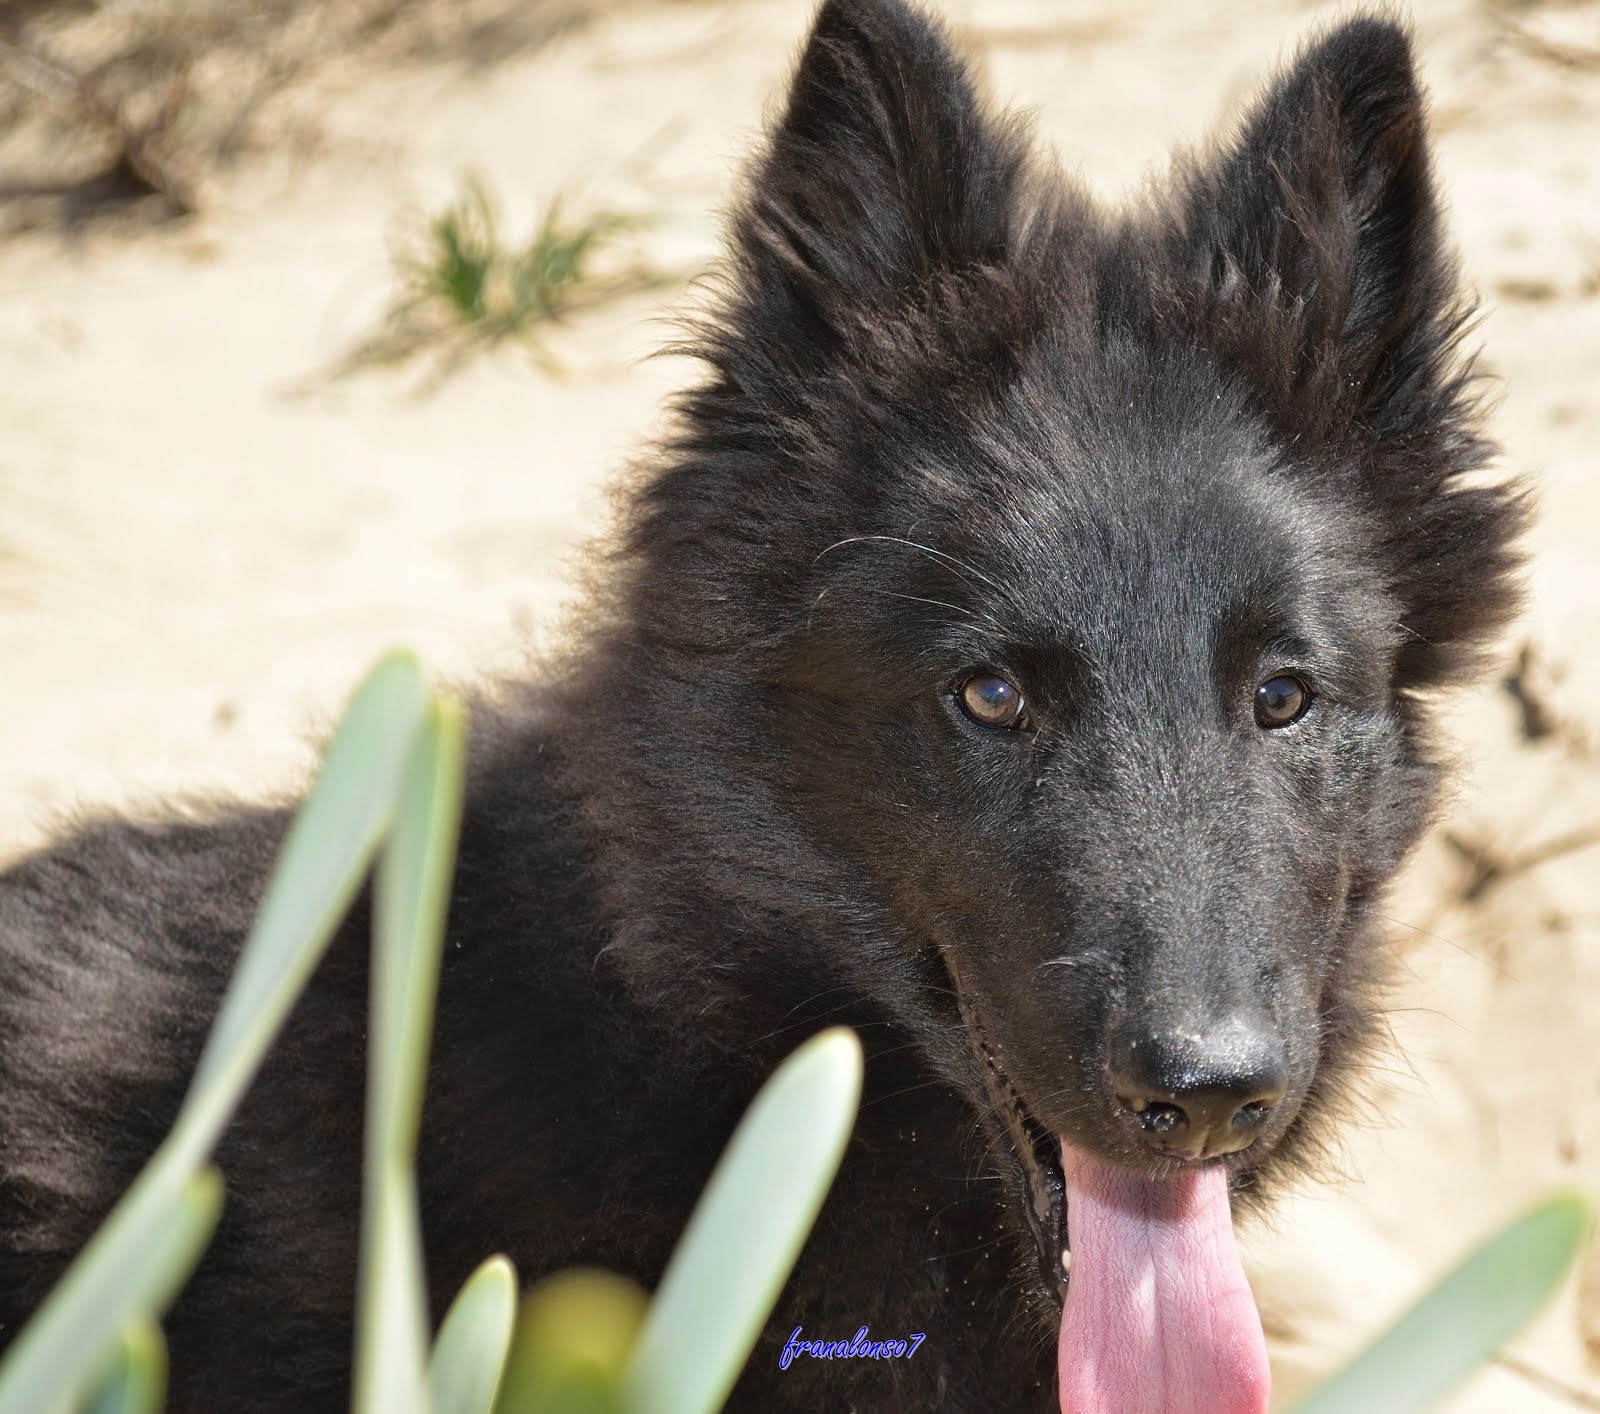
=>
[1109,1027,1288,1156]
[1233,1099,1272,1130]
[1122,1098,1186,1136]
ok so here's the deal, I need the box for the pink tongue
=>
[1055,1140,1270,1414]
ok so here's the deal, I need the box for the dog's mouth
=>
[952,981,1272,1413]
[964,1001,1070,1300]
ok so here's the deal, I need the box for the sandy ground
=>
[2,0,1598,1408]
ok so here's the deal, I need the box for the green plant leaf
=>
[354,698,467,1414]
[1293,1190,1594,1414]
[0,653,430,1414]
[334,172,666,387]
[0,1168,216,1414]
[495,1269,646,1414]
[79,1319,167,1414]
[430,1256,518,1414]
[188,651,431,1113]
[618,1027,863,1414]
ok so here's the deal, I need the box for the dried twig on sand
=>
[1442,823,1600,906]
[0,3,201,213]
[1493,4,1600,71]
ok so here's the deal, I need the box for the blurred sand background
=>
[0,0,1596,1407]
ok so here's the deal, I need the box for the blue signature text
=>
[778,1325,925,1370]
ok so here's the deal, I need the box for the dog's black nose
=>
[1109,1029,1287,1159]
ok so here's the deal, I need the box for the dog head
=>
[593,0,1527,1359]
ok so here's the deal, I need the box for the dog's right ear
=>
[722,0,1028,372]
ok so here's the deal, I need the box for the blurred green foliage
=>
[337,175,666,384]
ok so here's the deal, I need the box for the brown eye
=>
[959,673,1029,729]
[1254,674,1310,728]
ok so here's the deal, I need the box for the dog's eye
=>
[959,673,1030,729]
[1254,674,1310,728]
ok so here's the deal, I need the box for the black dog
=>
[0,2,1527,1410]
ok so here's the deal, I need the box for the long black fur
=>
[0,3,1528,1409]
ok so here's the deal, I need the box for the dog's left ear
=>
[1181,18,1453,442]
[723,0,1029,372]
[1179,18,1528,690]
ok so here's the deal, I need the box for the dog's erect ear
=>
[726,0,1028,368]
[1178,19,1528,691]
[634,1,1031,656]
[1182,19,1456,442]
